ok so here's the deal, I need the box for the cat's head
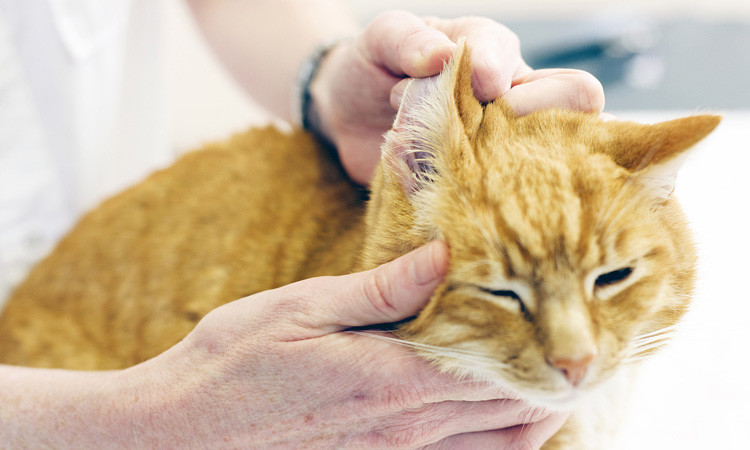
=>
[360,42,720,409]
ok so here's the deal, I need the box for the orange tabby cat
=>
[0,43,719,448]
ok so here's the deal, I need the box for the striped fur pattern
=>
[359,43,720,447]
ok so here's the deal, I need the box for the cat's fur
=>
[0,43,720,448]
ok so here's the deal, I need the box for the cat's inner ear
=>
[382,41,483,193]
[601,115,722,199]
[383,76,442,193]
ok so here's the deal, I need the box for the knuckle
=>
[363,268,399,320]
[466,17,520,43]
[250,281,322,333]
[402,26,429,49]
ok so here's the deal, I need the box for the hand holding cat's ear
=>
[312,10,606,186]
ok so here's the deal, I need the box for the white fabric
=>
[0,0,171,306]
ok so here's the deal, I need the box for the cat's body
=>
[0,43,719,448]
[0,127,366,369]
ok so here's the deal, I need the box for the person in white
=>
[0,0,605,447]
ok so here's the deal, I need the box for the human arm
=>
[0,242,565,448]
[184,0,360,122]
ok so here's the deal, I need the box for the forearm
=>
[0,365,138,447]
[185,0,360,122]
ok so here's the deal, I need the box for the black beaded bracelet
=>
[293,39,349,139]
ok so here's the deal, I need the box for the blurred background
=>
[163,1,749,449]
[164,0,750,150]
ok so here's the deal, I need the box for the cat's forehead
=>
[440,152,635,277]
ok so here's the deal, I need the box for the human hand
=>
[310,10,605,185]
[126,241,567,448]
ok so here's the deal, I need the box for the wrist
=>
[294,39,350,146]
[0,365,144,448]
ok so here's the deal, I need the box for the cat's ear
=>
[601,115,722,199]
[382,40,483,193]
[450,40,484,137]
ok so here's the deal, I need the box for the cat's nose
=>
[547,353,595,387]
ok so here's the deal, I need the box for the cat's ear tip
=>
[704,114,723,129]
[677,113,723,143]
[682,113,723,133]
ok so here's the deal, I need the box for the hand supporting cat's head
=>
[360,41,720,410]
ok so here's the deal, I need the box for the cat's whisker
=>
[620,324,679,365]
[632,332,673,347]
[347,331,511,370]
[632,331,673,345]
[631,337,672,352]
[623,346,668,364]
[632,324,678,343]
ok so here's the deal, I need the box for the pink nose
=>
[547,353,595,387]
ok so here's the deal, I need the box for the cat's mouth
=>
[519,385,590,411]
[455,357,614,411]
[350,330,614,410]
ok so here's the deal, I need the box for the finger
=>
[504,69,605,116]
[427,410,569,450]
[374,399,552,448]
[599,111,619,122]
[284,241,449,333]
[426,16,528,102]
[359,11,456,78]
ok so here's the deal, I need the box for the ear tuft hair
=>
[601,114,722,199]
[381,40,483,194]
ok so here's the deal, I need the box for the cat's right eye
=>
[485,289,522,302]
[479,287,528,314]
[595,267,633,288]
[590,265,638,301]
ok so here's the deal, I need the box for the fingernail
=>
[420,38,456,58]
[415,39,456,74]
[409,241,448,286]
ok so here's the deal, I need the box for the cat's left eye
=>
[483,289,521,301]
[595,267,633,288]
[479,288,527,313]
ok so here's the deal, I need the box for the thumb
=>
[288,241,449,335]
[361,11,455,77]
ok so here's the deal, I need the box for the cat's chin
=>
[488,369,627,413]
[521,388,591,412]
[436,359,603,411]
[502,375,620,412]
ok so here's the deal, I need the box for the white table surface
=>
[611,110,750,449]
